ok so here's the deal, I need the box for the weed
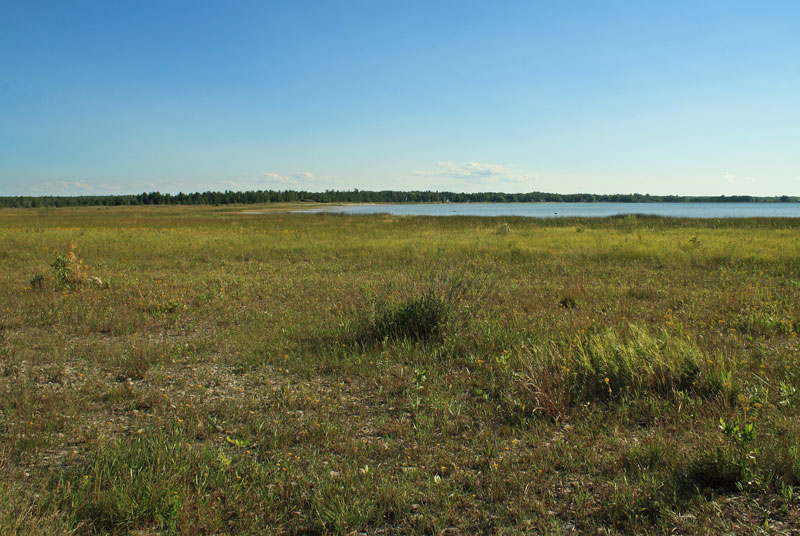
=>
[50,242,88,289]
[734,310,793,337]
[559,295,578,309]
[676,448,747,495]
[354,269,493,345]
[569,325,706,402]
[621,438,671,473]
[677,417,760,498]
[495,222,512,235]
[509,326,727,422]
[361,290,450,343]
[64,432,210,534]
[412,367,427,390]
[513,344,572,422]
[719,417,755,446]
[597,485,667,530]
[29,273,46,291]
[780,481,794,506]
[779,382,797,406]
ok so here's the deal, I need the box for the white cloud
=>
[264,172,296,185]
[725,171,755,184]
[219,179,258,190]
[23,180,125,195]
[412,161,537,185]
[290,171,314,181]
[264,171,315,186]
[33,180,94,193]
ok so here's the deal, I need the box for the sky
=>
[1,1,799,196]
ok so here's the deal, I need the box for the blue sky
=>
[1,1,799,196]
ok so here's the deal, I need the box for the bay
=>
[299,202,800,218]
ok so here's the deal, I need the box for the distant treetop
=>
[1,190,797,208]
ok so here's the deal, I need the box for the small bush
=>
[29,273,45,291]
[51,242,88,289]
[559,283,585,309]
[559,295,578,309]
[358,290,451,344]
[676,448,746,496]
[353,269,494,346]
[495,223,512,235]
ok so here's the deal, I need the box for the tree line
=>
[1,189,797,208]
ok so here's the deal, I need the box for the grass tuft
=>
[676,448,747,496]
[359,289,451,344]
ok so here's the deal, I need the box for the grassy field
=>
[2,205,800,535]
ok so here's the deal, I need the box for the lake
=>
[296,202,800,218]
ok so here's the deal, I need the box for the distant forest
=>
[1,190,798,208]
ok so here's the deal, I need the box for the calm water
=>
[299,202,800,218]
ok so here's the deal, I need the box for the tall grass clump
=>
[514,325,730,420]
[353,269,495,346]
[62,431,228,534]
[361,289,451,344]
[570,324,704,402]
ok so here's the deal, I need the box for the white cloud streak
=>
[725,171,756,184]
[412,161,537,185]
[264,171,315,186]
[23,180,126,195]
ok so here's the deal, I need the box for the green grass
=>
[1,204,800,534]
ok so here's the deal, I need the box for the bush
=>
[29,273,45,291]
[360,290,451,344]
[50,242,88,289]
[676,448,746,495]
[352,268,495,346]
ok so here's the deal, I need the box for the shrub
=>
[495,222,512,235]
[358,290,451,344]
[558,284,585,309]
[50,242,88,289]
[676,448,746,496]
[29,273,45,291]
[353,269,494,346]
[559,295,578,309]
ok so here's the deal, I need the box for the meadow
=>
[1,205,799,535]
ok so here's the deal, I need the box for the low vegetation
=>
[1,204,799,534]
